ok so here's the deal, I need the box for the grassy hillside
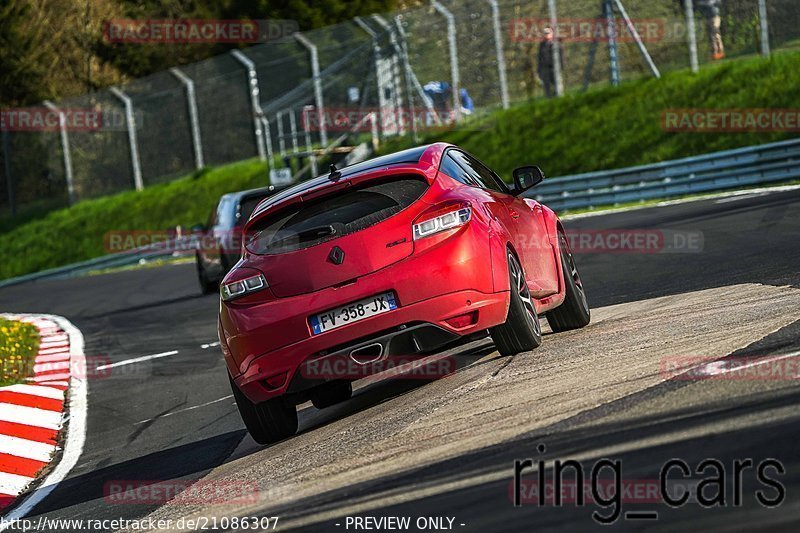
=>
[2,50,799,280]
[380,49,800,178]
[1,159,270,279]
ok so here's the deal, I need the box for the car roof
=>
[251,144,449,218]
[219,185,287,205]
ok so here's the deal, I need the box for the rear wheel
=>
[310,381,353,409]
[490,252,543,356]
[230,375,298,444]
[546,232,590,332]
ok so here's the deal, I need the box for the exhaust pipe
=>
[349,342,384,365]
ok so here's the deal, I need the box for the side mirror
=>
[512,166,545,195]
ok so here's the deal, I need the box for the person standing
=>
[692,0,725,60]
[537,27,563,98]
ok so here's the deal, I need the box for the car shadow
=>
[17,339,504,519]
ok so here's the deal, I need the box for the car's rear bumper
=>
[220,220,512,404]
[226,288,508,403]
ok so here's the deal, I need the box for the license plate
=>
[310,292,398,335]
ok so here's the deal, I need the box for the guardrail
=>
[525,138,800,211]
[2,138,799,288]
[0,236,195,289]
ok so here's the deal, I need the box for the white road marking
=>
[0,472,35,495]
[1,384,64,400]
[561,184,800,220]
[0,314,87,529]
[714,194,761,204]
[200,341,220,349]
[94,350,178,371]
[0,435,56,462]
[134,395,234,425]
[0,404,62,430]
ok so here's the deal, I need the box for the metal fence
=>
[1,0,796,219]
[526,137,800,210]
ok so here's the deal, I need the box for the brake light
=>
[413,204,472,240]
[221,270,269,301]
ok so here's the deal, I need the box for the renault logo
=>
[328,246,345,265]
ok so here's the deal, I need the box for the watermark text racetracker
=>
[662,109,800,133]
[509,18,692,43]
[301,107,461,132]
[103,19,298,44]
[1,107,145,132]
[300,355,457,381]
[512,229,703,254]
[661,354,800,381]
[102,229,704,255]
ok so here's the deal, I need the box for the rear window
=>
[245,176,428,255]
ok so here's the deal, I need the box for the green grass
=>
[0,318,39,386]
[0,158,271,280]
[381,50,800,179]
[2,50,800,280]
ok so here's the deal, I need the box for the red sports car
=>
[219,143,590,443]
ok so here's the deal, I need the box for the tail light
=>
[221,267,269,301]
[413,202,472,240]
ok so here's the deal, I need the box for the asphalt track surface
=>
[0,188,798,532]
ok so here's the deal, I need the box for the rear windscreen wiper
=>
[270,224,337,247]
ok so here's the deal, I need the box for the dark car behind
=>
[195,185,285,294]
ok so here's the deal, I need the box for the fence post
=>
[43,100,76,205]
[604,0,620,86]
[230,50,267,161]
[546,0,565,96]
[487,0,510,109]
[260,116,274,165]
[375,15,416,139]
[302,105,318,176]
[289,109,299,153]
[682,0,699,72]
[1,130,15,216]
[613,0,660,78]
[431,1,461,122]
[169,67,205,170]
[758,0,770,56]
[109,87,144,191]
[383,22,408,135]
[276,111,286,157]
[354,17,386,136]
[294,33,328,148]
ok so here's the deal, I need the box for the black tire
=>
[546,232,590,332]
[196,256,217,295]
[490,251,543,356]
[310,381,353,409]
[229,375,298,444]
